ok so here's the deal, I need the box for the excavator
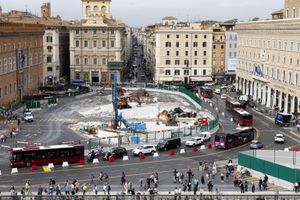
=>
[156,110,178,126]
[98,80,111,95]
[117,93,142,109]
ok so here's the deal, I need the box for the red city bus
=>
[200,87,213,99]
[225,99,243,112]
[214,127,255,149]
[10,144,84,168]
[232,108,253,126]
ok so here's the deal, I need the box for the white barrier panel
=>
[284,148,289,152]
[230,118,233,122]
[0,170,2,175]
[216,107,218,111]
[92,158,99,164]
[11,168,18,174]
[200,145,206,150]
[62,161,69,167]
[48,163,54,169]
[153,152,159,158]
[123,156,129,161]
[180,149,185,154]
[222,112,225,116]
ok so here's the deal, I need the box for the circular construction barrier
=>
[170,149,175,155]
[139,153,145,159]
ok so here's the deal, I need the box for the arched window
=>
[94,5,99,12]
[86,5,91,16]
[101,6,106,14]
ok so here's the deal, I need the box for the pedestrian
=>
[264,174,269,183]
[121,172,126,185]
[103,183,107,195]
[251,182,255,193]
[94,185,98,195]
[245,181,248,192]
[240,182,244,193]
[201,175,205,185]
[107,183,111,195]
[187,181,192,192]
[295,182,299,193]
[56,184,61,196]
[193,183,198,195]
[64,181,70,195]
[99,171,104,182]
[207,181,213,192]
[297,123,300,131]
[220,173,224,183]
[37,185,43,196]
[259,178,262,191]
[82,184,88,195]
[139,178,144,189]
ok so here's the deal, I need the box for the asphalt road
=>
[0,90,299,192]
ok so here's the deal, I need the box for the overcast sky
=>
[0,0,283,27]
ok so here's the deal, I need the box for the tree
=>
[252,17,260,21]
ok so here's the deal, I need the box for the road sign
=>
[108,61,124,70]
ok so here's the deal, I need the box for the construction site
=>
[68,73,214,145]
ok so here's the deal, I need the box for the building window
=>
[165,42,171,47]
[202,42,207,47]
[203,51,207,56]
[84,40,88,48]
[194,60,198,65]
[93,57,97,65]
[289,71,292,84]
[84,57,88,65]
[93,30,97,35]
[293,8,296,18]
[176,34,179,39]
[204,35,207,39]
[75,40,80,47]
[93,40,97,48]
[102,30,106,34]
[175,70,180,75]
[283,71,286,82]
[194,35,198,39]
[46,36,53,43]
[203,60,206,65]
[296,74,299,86]
[184,60,189,66]
[102,40,106,48]
[203,69,206,75]
[221,45,224,49]
[185,34,189,39]
[111,30,115,35]
[193,42,198,47]
[167,34,170,39]
[84,29,88,34]
[75,57,80,65]
[111,40,115,48]
[165,70,171,75]
[185,42,189,47]
[277,69,280,80]
[194,69,197,75]
[184,70,189,75]
[75,30,80,35]
[176,51,179,56]
[47,67,53,72]
[166,51,170,56]
[75,73,80,80]
[176,42,179,48]
[86,5,91,16]
[175,60,180,65]
[0,88,1,98]
[47,46,53,53]
[165,60,171,65]
[185,51,188,56]
[194,51,198,56]
[102,58,107,65]
[47,56,52,63]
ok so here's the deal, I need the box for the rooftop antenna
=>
[25,5,28,12]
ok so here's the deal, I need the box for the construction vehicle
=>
[156,110,178,126]
[112,71,146,132]
[88,126,96,135]
[117,94,142,109]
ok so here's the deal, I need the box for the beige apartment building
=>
[139,17,213,84]
[236,0,300,114]
[69,0,127,84]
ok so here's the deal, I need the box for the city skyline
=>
[0,0,283,26]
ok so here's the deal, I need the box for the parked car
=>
[249,140,264,149]
[23,111,34,122]
[133,145,156,156]
[185,137,204,147]
[275,134,285,143]
[102,147,127,160]
[156,138,181,151]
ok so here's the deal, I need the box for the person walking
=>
[251,182,255,193]
[244,181,248,192]
[201,175,205,185]
[297,123,300,132]
[121,172,126,185]
[193,183,198,195]
[93,185,98,195]
[258,178,263,191]
[240,182,244,193]
[220,173,224,183]
[103,183,107,195]
[107,183,111,195]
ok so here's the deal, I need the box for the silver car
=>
[249,140,264,149]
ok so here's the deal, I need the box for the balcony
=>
[252,73,269,83]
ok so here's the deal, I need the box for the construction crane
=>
[112,71,146,132]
